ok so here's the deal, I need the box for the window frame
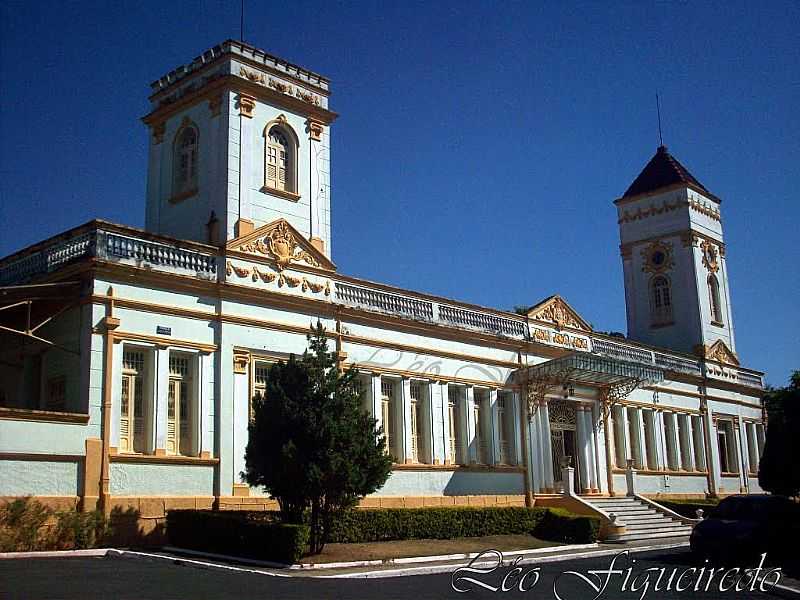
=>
[649,275,674,326]
[262,120,300,201]
[708,274,723,325]
[171,122,199,202]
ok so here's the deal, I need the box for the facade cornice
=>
[142,75,338,128]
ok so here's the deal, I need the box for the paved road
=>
[0,548,789,600]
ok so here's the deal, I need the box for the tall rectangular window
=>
[717,427,731,473]
[497,392,517,466]
[448,386,460,464]
[120,350,146,454]
[167,354,193,456]
[381,380,396,460]
[252,360,271,422]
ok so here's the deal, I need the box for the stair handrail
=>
[633,494,701,526]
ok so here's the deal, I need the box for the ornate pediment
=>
[527,295,592,332]
[226,219,336,272]
[699,340,739,366]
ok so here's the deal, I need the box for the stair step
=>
[607,530,693,542]
[624,522,684,531]
[616,515,677,524]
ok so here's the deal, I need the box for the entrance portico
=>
[520,352,664,497]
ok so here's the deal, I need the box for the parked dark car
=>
[690,494,800,562]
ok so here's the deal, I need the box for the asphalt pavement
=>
[0,547,790,600]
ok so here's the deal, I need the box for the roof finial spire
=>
[656,92,664,148]
[240,0,245,42]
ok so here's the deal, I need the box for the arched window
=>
[650,276,673,325]
[173,125,198,197]
[263,120,298,197]
[708,275,722,323]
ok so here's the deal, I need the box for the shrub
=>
[533,508,600,544]
[0,497,109,552]
[326,507,548,543]
[167,510,309,563]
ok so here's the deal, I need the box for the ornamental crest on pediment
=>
[527,296,592,332]
[227,219,336,272]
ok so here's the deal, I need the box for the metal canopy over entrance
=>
[523,351,664,417]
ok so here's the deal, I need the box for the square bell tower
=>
[142,40,337,258]
[616,145,737,358]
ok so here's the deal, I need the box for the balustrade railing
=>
[591,337,655,365]
[654,352,703,376]
[103,233,217,274]
[438,304,526,338]
[335,282,434,321]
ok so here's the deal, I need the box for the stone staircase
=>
[586,496,695,543]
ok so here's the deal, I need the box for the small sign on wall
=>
[156,326,172,336]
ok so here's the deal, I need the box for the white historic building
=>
[0,41,766,539]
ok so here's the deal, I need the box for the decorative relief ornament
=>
[618,198,680,224]
[700,240,719,273]
[696,340,740,366]
[238,94,256,118]
[306,118,324,141]
[152,122,166,144]
[237,67,321,106]
[225,261,330,296]
[228,219,336,272]
[528,295,592,332]
[641,240,674,274]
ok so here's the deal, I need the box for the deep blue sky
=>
[1,1,797,385]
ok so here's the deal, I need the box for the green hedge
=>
[166,510,308,563]
[326,507,548,543]
[656,498,719,519]
[166,506,600,562]
[532,508,600,544]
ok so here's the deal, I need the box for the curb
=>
[159,542,598,571]
[107,549,291,578]
[320,541,691,578]
[0,548,112,560]
[293,542,599,570]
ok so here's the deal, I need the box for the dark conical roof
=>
[622,145,714,199]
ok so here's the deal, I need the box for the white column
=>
[654,410,667,471]
[489,389,500,465]
[440,382,452,464]
[622,406,632,462]
[238,100,254,226]
[528,414,544,494]
[401,377,413,464]
[512,392,523,467]
[691,415,707,471]
[153,346,169,454]
[591,404,606,493]
[683,414,696,471]
[576,406,591,493]
[540,400,555,491]
[677,413,694,471]
[109,341,124,450]
[746,422,759,475]
[665,412,680,470]
[735,419,747,490]
[427,381,440,465]
[465,386,477,464]
[634,408,647,469]
[612,405,626,468]
[231,358,250,484]
[369,374,382,429]
[704,409,722,495]
[199,352,214,457]
[584,406,599,492]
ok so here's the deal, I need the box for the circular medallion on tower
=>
[641,240,674,274]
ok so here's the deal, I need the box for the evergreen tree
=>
[758,371,800,497]
[242,322,392,554]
